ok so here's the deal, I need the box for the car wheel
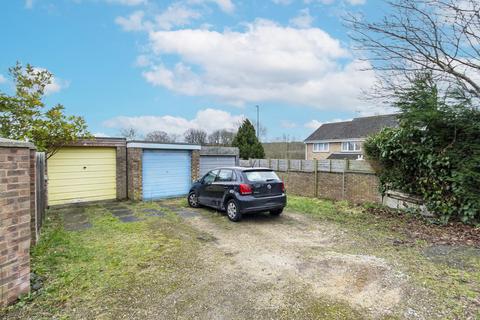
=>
[188,192,200,208]
[226,199,242,222]
[270,208,283,216]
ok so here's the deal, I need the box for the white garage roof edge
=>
[127,142,201,150]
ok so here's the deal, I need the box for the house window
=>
[341,141,361,152]
[313,143,329,152]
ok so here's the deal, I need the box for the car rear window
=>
[244,170,280,182]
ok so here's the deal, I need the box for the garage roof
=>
[127,141,201,150]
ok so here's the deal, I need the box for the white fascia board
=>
[127,142,201,150]
[304,138,365,143]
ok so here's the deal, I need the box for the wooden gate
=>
[35,152,46,235]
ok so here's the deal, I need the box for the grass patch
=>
[1,202,202,319]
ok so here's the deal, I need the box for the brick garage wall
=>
[127,148,143,201]
[191,150,200,181]
[116,146,127,200]
[0,142,34,306]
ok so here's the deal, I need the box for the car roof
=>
[211,166,274,171]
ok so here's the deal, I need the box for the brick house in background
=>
[304,114,398,160]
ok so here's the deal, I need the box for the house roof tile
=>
[304,114,399,142]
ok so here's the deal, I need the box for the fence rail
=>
[239,158,374,173]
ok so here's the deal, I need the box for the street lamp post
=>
[256,105,259,139]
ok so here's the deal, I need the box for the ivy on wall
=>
[364,73,480,224]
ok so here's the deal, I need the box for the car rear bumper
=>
[236,194,287,213]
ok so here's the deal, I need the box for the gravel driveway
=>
[4,199,478,320]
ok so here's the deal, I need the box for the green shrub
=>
[365,73,480,224]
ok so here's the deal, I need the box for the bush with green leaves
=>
[364,73,480,224]
[0,63,89,158]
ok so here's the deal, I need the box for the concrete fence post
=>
[314,159,318,198]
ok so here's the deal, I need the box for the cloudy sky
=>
[0,0,390,140]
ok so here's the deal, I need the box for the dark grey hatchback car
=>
[187,167,286,222]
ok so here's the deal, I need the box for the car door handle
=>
[223,186,229,189]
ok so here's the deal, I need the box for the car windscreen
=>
[244,170,280,182]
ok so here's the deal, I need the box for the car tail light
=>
[281,181,285,193]
[239,183,252,195]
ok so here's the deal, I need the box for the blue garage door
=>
[142,150,191,200]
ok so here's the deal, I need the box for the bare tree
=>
[207,129,236,146]
[345,0,480,99]
[119,127,140,141]
[184,128,207,145]
[145,130,176,143]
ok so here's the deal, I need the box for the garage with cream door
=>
[48,147,117,205]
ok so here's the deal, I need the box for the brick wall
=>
[241,158,381,205]
[127,148,143,201]
[116,146,127,200]
[191,150,200,181]
[0,143,33,306]
[277,170,381,204]
[345,172,382,203]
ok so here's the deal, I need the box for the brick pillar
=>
[29,149,37,244]
[116,146,127,200]
[191,150,200,181]
[0,142,33,306]
[127,148,143,201]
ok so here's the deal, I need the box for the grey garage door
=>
[200,156,236,177]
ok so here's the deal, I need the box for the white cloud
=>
[116,4,201,32]
[345,0,366,5]
[289,8,314,28]
[304,118,351,129]
[105,0,146,6]
[25,0,34,9]
[141,19,377,112]
[280,120,298,128]
[103,108,244,136]
[155,3,201,30]
[0,74,6,84]
[30,68,69,95]
[44,77,70,95]
[93,132,110,137]
[189,0,235,13]
[304,0,365,5]
[305,120,322,130]
[115,10,147,31]
[272,0,293,5]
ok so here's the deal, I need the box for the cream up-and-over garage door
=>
[48,147,116,205]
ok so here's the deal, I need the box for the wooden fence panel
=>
[35,152,46,234]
